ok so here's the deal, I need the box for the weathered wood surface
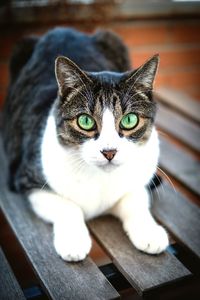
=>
[155,88,200,124]
[153,180,200,259]
[89,216,191,296]
[159,136,200,197]
[156,103,200,152]
[0,137,119,300]
[0,247,26,300]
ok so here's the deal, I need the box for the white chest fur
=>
[41,113,159,220]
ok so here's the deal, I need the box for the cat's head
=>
[54,55,159,172]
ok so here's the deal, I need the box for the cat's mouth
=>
[97,161,121,172]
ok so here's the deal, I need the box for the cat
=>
[3,27,169,261]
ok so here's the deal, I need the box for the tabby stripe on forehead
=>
[112,94,118,109]
[98,95,104,109]
[90,95,102,116]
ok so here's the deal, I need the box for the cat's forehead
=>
[92,91,121,119]
[87,71,125,113]
[87,72,151,117]
[59,69,155,120]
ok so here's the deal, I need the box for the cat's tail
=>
[9,36,39,84]
[93,29,131,72]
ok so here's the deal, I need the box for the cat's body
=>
[3,28,168,261]
[3,28,130,192]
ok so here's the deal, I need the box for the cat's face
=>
[54,55,158,171]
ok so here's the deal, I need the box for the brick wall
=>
[0,18,200,108]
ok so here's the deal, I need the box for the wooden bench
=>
[0,88,200,299]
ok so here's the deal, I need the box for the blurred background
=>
[0,0,200,108]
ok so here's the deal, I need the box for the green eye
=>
[77,114,96,131]
[120,113,138,130]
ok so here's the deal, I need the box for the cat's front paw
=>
[125,222,169,254]
[53,222,92,261]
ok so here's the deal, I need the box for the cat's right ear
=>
[125,54,159,91]
[55,56,92,96]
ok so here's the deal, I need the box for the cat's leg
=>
[28,189,92,261]
[110,188,169,254]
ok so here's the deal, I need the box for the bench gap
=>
[157,171,200,206]
[90,232,142,297]
[156,96,200,127]
[0,210,49,299]
[157,128,200,160]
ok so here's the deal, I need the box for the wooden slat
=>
[155,87,200,124]
[153,180,200,259]
[159,136,200,197]
[0,137,119,300]
[0,247,26,300]
[156,102,200,152]
[89,217,191,296]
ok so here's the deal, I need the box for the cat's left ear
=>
[125,54,159,90]
[55,56,92,96]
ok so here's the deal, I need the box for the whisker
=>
[148,175,161,204]
[153,173,164,200]
[147,181,154,205]
[157,130,171,139]
[39,181,48,192]
[72,158,87,175]
[157,166,177,195]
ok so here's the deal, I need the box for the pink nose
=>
[101,149,117,161]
